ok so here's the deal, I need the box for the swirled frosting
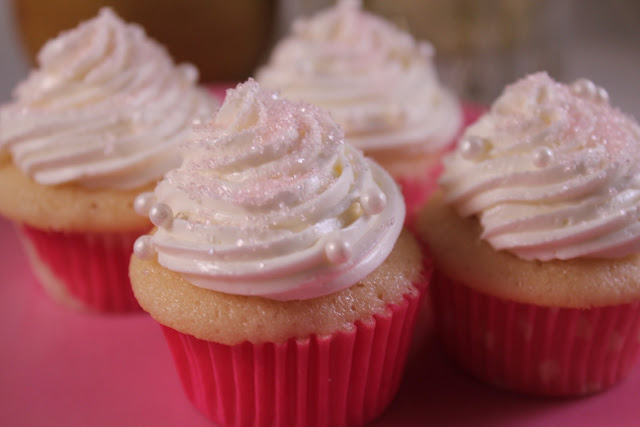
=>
[441,72,640,261]
[257,0,461,157]
[0,8,217,189]
[133,79,405,301]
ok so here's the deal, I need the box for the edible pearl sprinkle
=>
[460,136,491,161]
[180,64,198,82]
[596,87,609,103]
[571,79,597,98]
[149,203,173,228]
[133,235,154,259]
[571,79,609,104]
[134,192,156,216]
[325,237,352,264]
[533,146,554,168]
[418,41,434,58]
[360,188,387,215]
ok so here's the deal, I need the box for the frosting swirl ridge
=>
[0,8,217,189]
[257,0,460,156]
[441,72,640,261]
[134,79,405,300]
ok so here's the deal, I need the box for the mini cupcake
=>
[130,80,429,426]
[418,72,640,396]
[0,8,218,312]
[257,0,463,221]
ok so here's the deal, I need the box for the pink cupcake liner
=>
[461,103,486,127]
[431,273,640,396]
[160,281,427,427]
[402,104,486,225]
[18,224,144,312]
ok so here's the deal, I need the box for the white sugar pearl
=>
[360,188,387,215]
[418,41,434,58]
[460,136,491,161]
[149,203,173,228]
[571,79,597,98]
[133,235,154,259]
[134,192,156,216]
[533,146,554,168]
[180,63,198,82]
[596,87,609,103]
[325,237,352,264]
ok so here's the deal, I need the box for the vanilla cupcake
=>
[0,8,218,312]
[418,72,640,396]
[130,80,429,426]
[257,0,462,221]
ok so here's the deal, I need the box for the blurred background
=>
[0,0,638,115]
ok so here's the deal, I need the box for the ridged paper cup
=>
[159,281,427,427]
[18,224,144,312]
[431,273,640,396]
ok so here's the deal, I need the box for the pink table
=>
[1,215,640,426]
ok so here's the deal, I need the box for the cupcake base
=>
[160,283,425,427]
[18,224,144,313]
[432,274,640,396]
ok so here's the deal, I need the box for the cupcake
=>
[256,0,463,221]
[0,8,218,312]
[130,79,429,426]
[418,72,640,396]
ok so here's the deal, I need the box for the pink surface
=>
[3,218,640,426]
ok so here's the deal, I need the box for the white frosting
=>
[441,72,640,261]
[257,0,461,158]
[133,79,405,301]
[0,8,217,189]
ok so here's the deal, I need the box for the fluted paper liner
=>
[160,282,426,427]
[432,273,640,396]
[18,224,144,312]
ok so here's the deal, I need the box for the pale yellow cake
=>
[418,192,640,309]
[0,157,152,233]
[130,230,424,345]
